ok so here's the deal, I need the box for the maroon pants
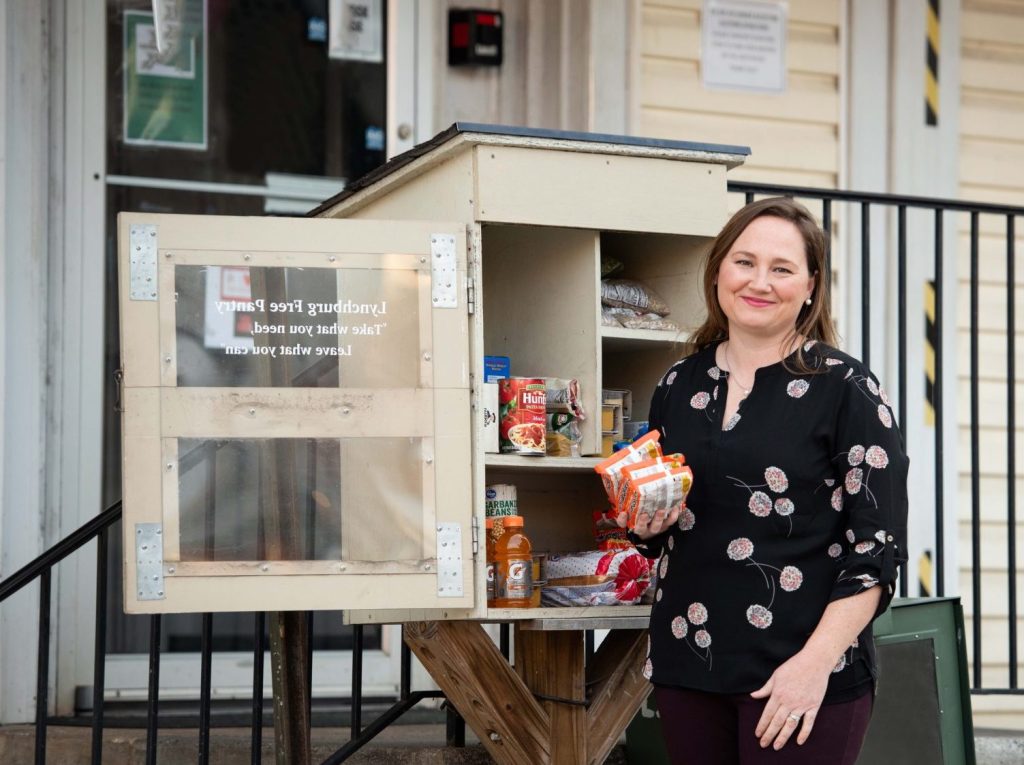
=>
[653,685,873,765]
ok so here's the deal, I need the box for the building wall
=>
[634,0,842,188]
[957,0,1024,730]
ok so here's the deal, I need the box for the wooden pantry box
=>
[116,123,748,624]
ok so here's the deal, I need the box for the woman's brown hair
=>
[689,197,838,374]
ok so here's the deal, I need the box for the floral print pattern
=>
[746,604,773,629]
[641,342,907,698]
[678,508,696,531]
[787,379,810,398]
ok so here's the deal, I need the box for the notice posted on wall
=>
[701,0,787,93]
[123,0,208,149]
[329,0,383,63]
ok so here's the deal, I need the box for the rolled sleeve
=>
[828,368,910,617]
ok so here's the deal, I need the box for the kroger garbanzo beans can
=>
[485,484,517,517]
[498,378,546,455]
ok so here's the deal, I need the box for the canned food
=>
[485,484,518,517]
[498,378,546,455]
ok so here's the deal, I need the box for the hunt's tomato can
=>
[498,378,546,455]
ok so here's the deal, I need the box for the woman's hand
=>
[614,505,682,540]
[749,648,832,750]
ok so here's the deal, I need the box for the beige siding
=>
[636,0,841,187]
[959,0,1024,727]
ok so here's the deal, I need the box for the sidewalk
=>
[2,723,1020,763]
[0,724,628,764]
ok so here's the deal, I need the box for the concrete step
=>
[0,724,630,764]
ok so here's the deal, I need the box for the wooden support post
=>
[251,267,313,765]
[515,626,587,764]
[405,622,650,765]
[403,621,550,764]
[585,629,649,765]
[269,612,311,764]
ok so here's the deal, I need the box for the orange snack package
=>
[594,430,662,506]
[623,465,694,530]
[593,509,632,550]
[616,453,686,512]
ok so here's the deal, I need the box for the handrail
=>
[727,179,1024,215]
[0,500,122,603]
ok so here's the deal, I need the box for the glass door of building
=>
[99,0,413,703]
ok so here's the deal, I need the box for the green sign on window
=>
[123,1,207,149]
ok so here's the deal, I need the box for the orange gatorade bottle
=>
[485,518,497,606]
[492,516,533,608]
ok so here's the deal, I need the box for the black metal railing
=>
[0,501,452,764]
[731,180,1024,695]
[3,181,1024,764]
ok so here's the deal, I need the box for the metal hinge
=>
[430,234,458,308]
[467,227,480,315]
[113,368,125,413]
[135,523,166,601]
[129,224,158,301]
[436,523,464,598]
[471,516,480,557]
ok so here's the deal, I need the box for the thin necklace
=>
[723,342,754,398]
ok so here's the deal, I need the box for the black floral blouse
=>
[635,340,909,703]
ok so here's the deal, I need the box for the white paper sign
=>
[702,0,787,93]
[329,0,383,63]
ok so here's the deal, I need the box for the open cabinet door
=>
[118,214,473,614]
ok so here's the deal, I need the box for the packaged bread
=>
[541,549,651,606]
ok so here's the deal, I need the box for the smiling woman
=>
[625,198,909,765]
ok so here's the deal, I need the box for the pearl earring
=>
[805,297,813,306]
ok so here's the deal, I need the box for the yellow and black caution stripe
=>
[919,550,933,596]
[925,280,936,426]
[926,0,940,126]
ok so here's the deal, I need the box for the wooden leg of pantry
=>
[514,626,587,764]
[403,621,550,765]
[585,629,650,765]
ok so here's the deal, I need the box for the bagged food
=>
[617,312,681,332]
[594,430,662,507]
[601,279,671,317]
[546,412,581,457]
[541,549,651,606]
[602,307,624,327]
[623,465,694,530]
[545,377,586,420]
[616,454,687,511]
[593,509,631,551]
[601,255,625,278]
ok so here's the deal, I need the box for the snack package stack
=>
[623,464,693,530]
[541,549,652,606]
[544,378,586,457]
[595,432,694,532]
[594,430,662,507]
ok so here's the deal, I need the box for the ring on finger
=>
[787,712,802,723]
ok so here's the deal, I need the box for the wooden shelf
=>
[485,454,603,473]
[481,605,651,628]
[601,326,690,351]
